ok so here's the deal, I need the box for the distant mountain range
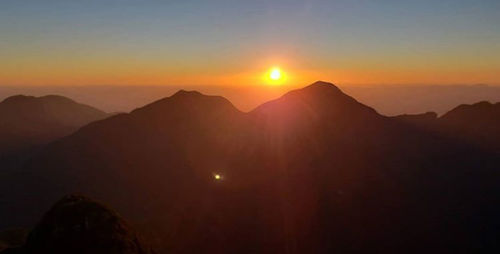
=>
[1,82,500,253]
[393,101,500,151]
[0,95,108,156]
[2,84,500,115]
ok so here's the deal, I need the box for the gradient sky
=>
[1,0,499,86]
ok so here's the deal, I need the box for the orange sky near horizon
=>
[1,1,499,87]
[2,64,499,87]
[2,39,499,87]
[2,50,500,87]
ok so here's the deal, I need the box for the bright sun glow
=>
[270,68,282,80]
[265,67,286,85]
[214,174,221,180]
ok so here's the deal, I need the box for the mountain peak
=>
[283,81,344,100]
[171,89,204,98]
[442,100,500,119]
[2,95,35,104]
[252,81,379,120]
[132,89,240,116]
[2,95,79,107]
[299,80,343,94]
[0,94,108,154]
[309,80,340,88]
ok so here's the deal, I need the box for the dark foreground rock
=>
[2,194,153,254]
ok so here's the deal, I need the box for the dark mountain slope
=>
[0,90,254,252]
[1,82,500,253]
[248,82,500,253]
[0,95,108,155]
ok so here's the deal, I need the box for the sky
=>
[1,0,499,87]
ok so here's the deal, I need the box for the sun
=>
[270,68,282,80]
[265,67,286,85]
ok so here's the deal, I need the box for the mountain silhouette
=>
[393,101,500,151]
[0,95,108,155]
[1,82,500,253]
[439,101,500,151]
[1,194,153,254]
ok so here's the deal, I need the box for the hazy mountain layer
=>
[2,84,500,115]
[0,95,108,155]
